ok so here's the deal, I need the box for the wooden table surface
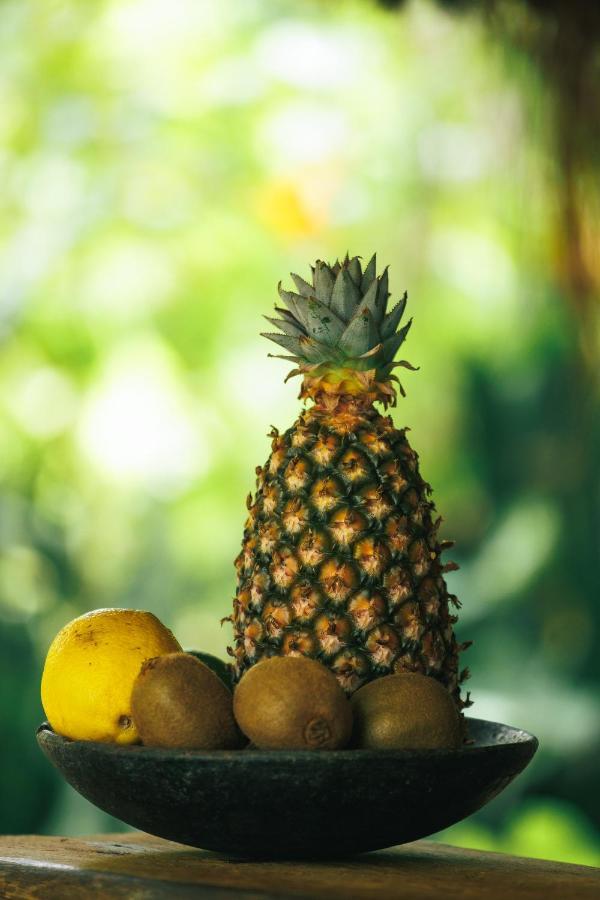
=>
[0,832,598,899]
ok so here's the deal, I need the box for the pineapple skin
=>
[231,404,471,711]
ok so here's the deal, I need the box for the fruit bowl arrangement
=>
[37,716,537,859]
[37,255,538,858]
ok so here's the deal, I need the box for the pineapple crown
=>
[262,254,416,408]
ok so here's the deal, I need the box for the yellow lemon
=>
[41,608,181,744]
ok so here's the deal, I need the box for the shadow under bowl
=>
[37,717,537,859]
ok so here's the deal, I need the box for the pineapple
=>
[229,255,471,714]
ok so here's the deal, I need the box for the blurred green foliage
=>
[0,0,598,864]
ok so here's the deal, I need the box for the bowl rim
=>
[37,716,538,761]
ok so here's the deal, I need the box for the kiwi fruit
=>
[185,650,233,691]
[131,652,244,750]
[350,673,461,750]
[233,656,352,750]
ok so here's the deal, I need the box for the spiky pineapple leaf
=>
[339,307,380,357]
[298,335,335,363]
[274,306,301,326]
[314,261,335,306]
[262,331,333,364]
[261,332,306,357]
[381,291,407,340]
[270,258,414,395]
[277,283,304,321]
[304,298,346,345]
[269,354,301,364]
[381,318,412,364]
[354,277,384,325]
[278,292,317,331]
[287,295,313,331]
[377,267,389,317]
[330,268,361,322]
[361,253,376,293]
[347,256,362,286]
[264,316,306,338]
[291,273,314,298]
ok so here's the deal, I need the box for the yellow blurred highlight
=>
[255,177,328,239]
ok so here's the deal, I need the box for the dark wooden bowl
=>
[37,718,537,859]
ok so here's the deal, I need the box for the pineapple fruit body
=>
[229,255,470,714]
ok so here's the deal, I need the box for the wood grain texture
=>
[0,832,598,900]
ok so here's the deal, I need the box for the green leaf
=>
[347,256,362,286]
[264,331,334,365]
[381,318,412,363]
[291,273,314,298]
[277,283,304,321]
[355,277,384,325]
[269,354,301,364]
[339,308,380,357]
[263,316,306,338]
[304,298,346,345]
[361,253,376,293]
[261,332,305,356]
[278,289,316,330]
[330,268,361,322]
[314,261,335,306]
[288,296,314,330]
[377,266,390,317]
[298,335,334,363]
[274,306,302,327]
[381,291,407,340]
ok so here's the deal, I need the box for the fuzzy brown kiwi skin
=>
[131,652,245,750]
[185,650,233,690]
[233,656,353,750]
[350,672,462,750]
